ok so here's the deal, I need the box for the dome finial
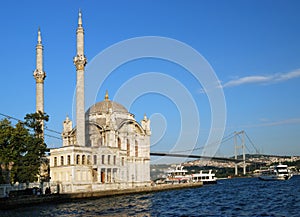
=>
[105,90,109,101]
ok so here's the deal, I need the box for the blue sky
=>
[1,1,300,162]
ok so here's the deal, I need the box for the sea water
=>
[1,176,300,216]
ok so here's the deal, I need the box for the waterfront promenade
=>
[0,182,203,210]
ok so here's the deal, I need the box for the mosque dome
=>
[86,91,128,115]
[87,100,128,115]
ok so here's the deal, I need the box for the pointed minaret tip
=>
[105,90,109,101]
[37,27,42,44]
[78,9,82,27]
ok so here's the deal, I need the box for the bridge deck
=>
[150,152,247,163]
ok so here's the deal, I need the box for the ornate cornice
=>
[73,54,87,71]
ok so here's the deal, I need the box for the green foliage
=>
[24,111,49,137]
[0,112,49,184]
[0,119,14,183]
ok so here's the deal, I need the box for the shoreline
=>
[0,182,203,210]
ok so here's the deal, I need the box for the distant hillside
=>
[150,155,300,179]
[230,154,297,159]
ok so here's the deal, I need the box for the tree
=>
[0,119,14,183]
[8,122,30,183]
[0,112,49,184]
[24,111,49,137]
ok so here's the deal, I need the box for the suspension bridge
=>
[150,130,261,175]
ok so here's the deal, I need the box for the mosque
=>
[33,12,151,193]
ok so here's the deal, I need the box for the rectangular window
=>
[122,157,124,166]
[101,169,105,183]
[113,156,116,165]
[135,145,138,157]
[92,169,98,182]
[118,138,121,149]
[127,140,130,157]
[54,157,57,167]
[67,155,71,165]
[61,156,64,166]
[94,155,97,165]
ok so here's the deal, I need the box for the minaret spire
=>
[37,27,42,44]
[73,10,87,146]
[33,27,46,138]
[78,9,82,27]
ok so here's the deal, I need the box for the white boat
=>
[165,165,190,184]
[165,165,217,184]
[259,164,293,181]
[191,170,217,184]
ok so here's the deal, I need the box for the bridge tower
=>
[234,131,246,175]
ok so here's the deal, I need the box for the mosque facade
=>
[35,12,151,193]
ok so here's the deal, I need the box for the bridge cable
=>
[170,132,236,154]
[245,132,260,154]
[0,112,62,140]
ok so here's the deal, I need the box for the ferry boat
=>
[165,165,190,184]
[165,165,217,184]
[258,164,293,181]
[191,170,217,184]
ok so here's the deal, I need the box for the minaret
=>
[73,11,87,146]
[33,28,46,137]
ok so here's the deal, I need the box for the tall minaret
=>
[73,11,87,146]
[33,28,46,137]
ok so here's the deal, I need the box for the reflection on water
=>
[1,176,300,216]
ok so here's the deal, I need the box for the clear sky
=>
[1,0,300,163]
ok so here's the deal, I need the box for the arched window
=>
[82,155,86,165]
[127,139,130,157]
[76,155,80,164]
[108,155,111,165]
[87,155,91,165]
[54,157,57,167]
[135,141,138,157]
[118,137,121,149]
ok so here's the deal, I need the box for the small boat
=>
[165,165,217,184]
[258,164,293,181]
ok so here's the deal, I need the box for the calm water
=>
[1,176,300,217]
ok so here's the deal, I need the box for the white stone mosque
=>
[33,12,151,193]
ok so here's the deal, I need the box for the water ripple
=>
[1,176,300,216]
